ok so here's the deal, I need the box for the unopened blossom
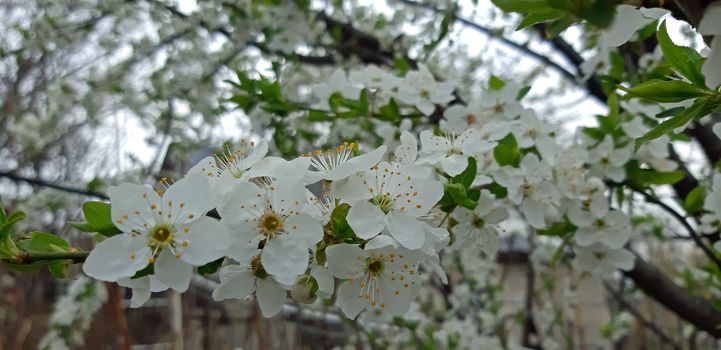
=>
[303,144,386,182]
[451,190,509,256]
[218,178,322,285]
[212,256,288,317]
[573,243,635,277]
[83,175,230,292]
[332,161,443,249]
[418,129,494,176]
[326,237,420,318]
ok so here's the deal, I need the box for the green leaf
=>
[657,21,706,88]
[378,98,401,122]
[516,86,532,100]
[0,211,25,239]
[621,79,709,103]
[394,57,411,76]
[492,0,549,12]
[537,218,576,237]
[330,203,355,241]
[16,232,71,255]
[131,263,154,279]
[607,93,619,125]
[577,0,616,28]
[516,10,565,30]
[489,75,506,90]
[307,110,332,122]
[654,106,685,119]
[486,182,508,199]
[198,258,224,275]
[451,157,477,189]
[627,168,685,186]
[444,183,477,210]
[493,134,521,167]
[69,221,95,232]
[543,16,573,38]
[684,186,705,215]
[82,201,122,237]
[636,98,717,146]
[359,88,370,116]
[425,12,453,52]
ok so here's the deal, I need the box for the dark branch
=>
[0,171,108,200]
[624,258,721,338]
[397,0,577,82]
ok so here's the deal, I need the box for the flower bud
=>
[291,275,317,304]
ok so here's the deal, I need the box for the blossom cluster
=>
[77,61,670,319]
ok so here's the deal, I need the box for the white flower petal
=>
[285,214,323,247]
[703,38,721,89]
[385,211,425,249]
[268,178,306,215]
[154,248,192,292]
[337,280,366,319]
[261,235,309,286]
[327,145,387,181]
[163,174,211,223]
[177,216,230,265]
[108,183,157,233]
[212,268,255,301]
[256,278,286,317]
[699,3,721,35]
[311,265,334,298]
[347,201,386,239]
[83,234,151,282]
[325,244,365,279]
[441,154,468,176]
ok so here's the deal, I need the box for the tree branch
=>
[624,258,721,338]
[396,0,577,82]
[0,171,109,200]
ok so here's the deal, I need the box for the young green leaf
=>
[493,134,521,167]
[516,10,565,30]
[0,211,25,239]
[621,79,709,103]
[451,157,477,189]
[491,0,549,12]
[198,258,225,275]
[82,201,122,237]
[636,98,716,146]
[657,21,706,88]
[684,186,705,215]
[489,75,506,90]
